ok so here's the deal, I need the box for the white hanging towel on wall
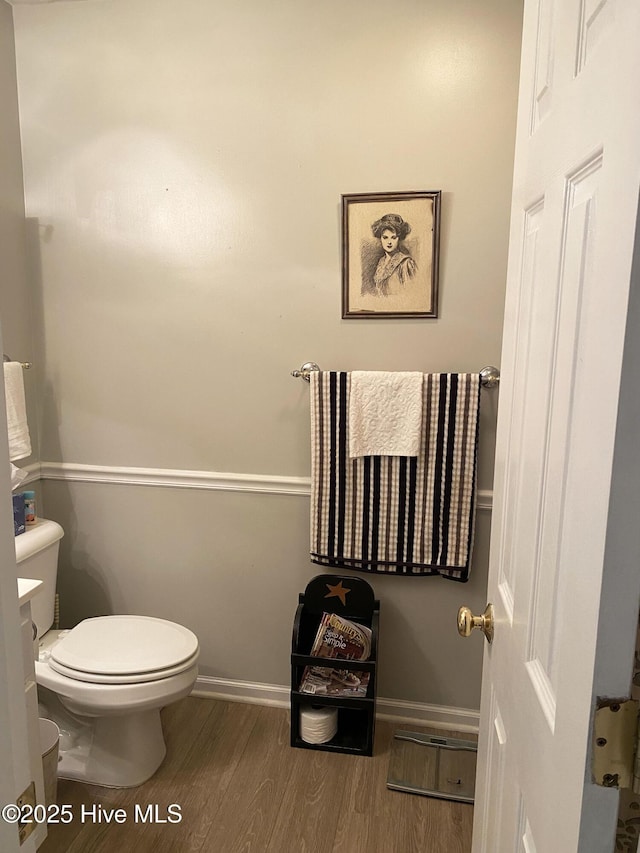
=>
[349,371,423,458]
[4,362,31,461]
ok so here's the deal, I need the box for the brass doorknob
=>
[457,604,494,644]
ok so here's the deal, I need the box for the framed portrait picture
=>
[341,190,441,319]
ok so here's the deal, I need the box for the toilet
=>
[15,518,199,788]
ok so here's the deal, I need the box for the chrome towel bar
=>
[291,362,500,388]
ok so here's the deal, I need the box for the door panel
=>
[472,1,640,850]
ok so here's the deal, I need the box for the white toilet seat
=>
[49,649,200,684]
[47,615,200,685]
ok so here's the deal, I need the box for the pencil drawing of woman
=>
[343,190,439,317]
[362,213,417,297]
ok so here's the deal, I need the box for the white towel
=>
[349,371,423,458]
[10,463,28,489]
[4,362,31,462]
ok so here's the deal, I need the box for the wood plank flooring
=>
[39,697,474,853]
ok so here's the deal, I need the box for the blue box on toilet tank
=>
[13,494,25,536]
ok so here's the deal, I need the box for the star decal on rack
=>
[324,580,351,606]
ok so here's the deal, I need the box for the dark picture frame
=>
[341,190,441,319]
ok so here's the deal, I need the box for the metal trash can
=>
[39,718,60,808]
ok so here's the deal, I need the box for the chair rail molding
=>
[38,461,493,507]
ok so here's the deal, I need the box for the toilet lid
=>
[49,616,199,681]
[48,649,200,684]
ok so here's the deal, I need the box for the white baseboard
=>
[191,676,291,708]
[191,675,479,733]
[374,697,479,733]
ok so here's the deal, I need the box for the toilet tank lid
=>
[50,615,199,676]
[15,519,64,564]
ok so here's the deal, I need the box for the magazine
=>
[299,612,372,697]
[309,612,372,661]
[299,666,370,697]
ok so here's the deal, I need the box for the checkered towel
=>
[309,371,481,581]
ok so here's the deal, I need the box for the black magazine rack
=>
[290,574,379,756]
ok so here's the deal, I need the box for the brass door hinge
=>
[593,699,640,790]
[17,781,36,845]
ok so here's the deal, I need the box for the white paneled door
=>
[470,1,640,851]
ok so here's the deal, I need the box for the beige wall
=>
[0,2,38,465]
[10,0,523,710]
[0,2,26,350]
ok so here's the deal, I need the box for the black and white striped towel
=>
[309,371,481,581]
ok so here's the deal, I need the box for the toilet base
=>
[38,687,167,788]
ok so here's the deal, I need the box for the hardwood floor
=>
[39,697,474,853]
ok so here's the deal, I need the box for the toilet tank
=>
[15,519,64,638]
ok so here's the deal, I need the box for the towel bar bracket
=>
[291,362,320,382]
[479,365,500,389]
[3,354,32,369]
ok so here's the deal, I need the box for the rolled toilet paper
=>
[300,705,338,744]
